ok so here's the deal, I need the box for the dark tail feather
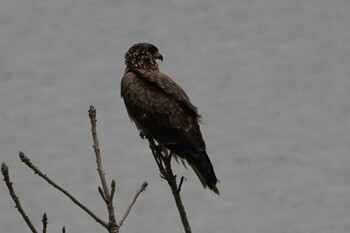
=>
[167,144,219,194]
[145,122,219,193]
[188,151,220,194]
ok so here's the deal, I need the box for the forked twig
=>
[88,105,147,232]
[2,106,148,233]
[88,105,117,232]
[19,152,108,228]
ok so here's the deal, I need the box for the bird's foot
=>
[160,173,177,181]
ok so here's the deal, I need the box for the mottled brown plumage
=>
[121,43,219,194]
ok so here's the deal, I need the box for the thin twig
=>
[89,106,148,231]
[1,163,38,233]
[18,152,108,228]
[118,181,148,228]
[88,105,118,233]
[147,138,192,233]
[177,176,185,193]
[42,212,48,233]
[88,105,110,200]
[110,180,116,203]
[98,186,106,202]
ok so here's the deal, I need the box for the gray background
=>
[1,0,350,232]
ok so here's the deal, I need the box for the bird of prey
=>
[121,43,219,194]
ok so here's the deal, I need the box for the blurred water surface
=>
[1,0,350,232]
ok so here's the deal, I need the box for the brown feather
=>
[121,43,219,194]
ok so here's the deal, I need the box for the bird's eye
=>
[149,46,157,54]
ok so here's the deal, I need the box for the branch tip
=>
[110,180,116,201]
[111,180,116,189]
[42,212,48,222]
[19,151,26,161]
[88,105,96,119]
[42,212,48,233]
[118,181,148,228]
[2,161,38,233]
[141,181,148,189]
[1,162,8,174]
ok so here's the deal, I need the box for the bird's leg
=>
[144,134,163,154]
[147,138,167,176]
[147,140,177,182]
[159,145,178,182]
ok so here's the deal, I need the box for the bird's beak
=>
[155,52,163,61]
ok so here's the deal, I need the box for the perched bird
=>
[121,43,219,194]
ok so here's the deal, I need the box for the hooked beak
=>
[155,52,163,61]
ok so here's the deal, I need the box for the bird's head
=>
[125,43,163,71]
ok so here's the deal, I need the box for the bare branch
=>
[147,138,192,233]
[3,106,148,233]
[88,106,118,233]
[88,105,110,200]
[18,152,108,228]
[118,181,148,228]
[1,163,38,233]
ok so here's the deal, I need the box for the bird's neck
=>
[125,55,159,72]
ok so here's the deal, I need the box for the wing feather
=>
[129,68,200,118]
[121,70,206,150]
[122,70,198,129]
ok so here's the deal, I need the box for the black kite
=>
[121,43,219,194]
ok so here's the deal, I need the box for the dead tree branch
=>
[147,138,192,233]
[2,106,148,233]
[88,105,148,233]
[1,163,38,233]
[118,181,148,228]
[19,151,108,228]
[88,105,117,232]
